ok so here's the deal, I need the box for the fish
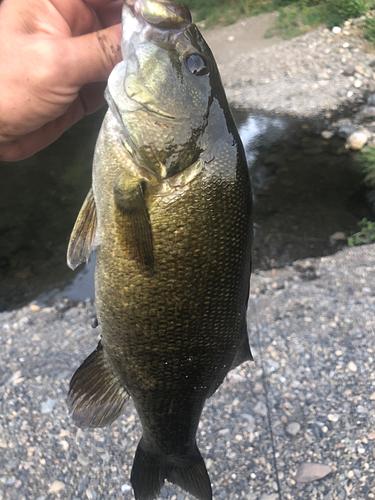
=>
[66,0,253,499]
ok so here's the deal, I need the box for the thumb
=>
[63,23,123,87]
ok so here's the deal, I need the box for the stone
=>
[329,232,346,241]
[332,26,341,34]
[346,132,368,150]
[286,422,301,436]
[41,399,57,414]
[228,36,235,42]
[354,79,362,88]
[328,413,340,422]
[357,106,375,119]
[367,94,375,106]
[48,481,65,494]
[347,361,358,372]
[254,401,268,417]
[29,304,40,311]
[338,124,358,138]
[355,65,365,75]
[343,66,355,76]
[121,484,132,493]
[321,130,334,139]
[260,495,278,500]
[295,463,332,483]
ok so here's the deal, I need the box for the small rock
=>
[228,36,235,42]
[343,66,355,76]
[286,422,301,436]
[332,26,341,34]
[357,106,375,119]
[346,132,368,150]
[41,399,57,414]
[318,71,330,81]
[348,470,354,478]
[357,444,366,454]
[338,124,358,138]
[86,489,97,500]
[254,401,268,417]
[354,79,362,88]
[329,232,346,241]
[355,65,365,76]
[367,94,375,106]
[347,361,358,372]
[321,130,334,139]
[48,481,65,494]
[30,304,40,312]
[343,42,350,48]
[260,494,278,500]
[295,463,332,483]
[78,456,90,467]
[327,413,340,422]
[121,484,132,493]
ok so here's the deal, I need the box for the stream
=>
[0,108,372,310]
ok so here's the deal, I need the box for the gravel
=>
[1,243,374,500]
[207,19,375,117]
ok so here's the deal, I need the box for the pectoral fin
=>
[114,180,154,275]
[68,341,129,428]
[67,187,97,270]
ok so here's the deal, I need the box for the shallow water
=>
[0,108,372,310]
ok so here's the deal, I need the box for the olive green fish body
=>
[67,2,252,499]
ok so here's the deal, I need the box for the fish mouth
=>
[123,0,192,30]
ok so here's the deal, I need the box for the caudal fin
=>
[131,438,212,500]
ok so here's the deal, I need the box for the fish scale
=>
[66,1,253,499]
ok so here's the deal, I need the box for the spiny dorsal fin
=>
[67,187,97,270]
[68,341,129,428]
[114,181,154,275]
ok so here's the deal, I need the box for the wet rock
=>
[346,131,369,150]
[367,94,375,106]
[295,463,332,483]
[356,106,375,119]
[321,130,334,139]
[338,124,358,138]
[329,232,346,241]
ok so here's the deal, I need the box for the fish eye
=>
[185,54,209,76]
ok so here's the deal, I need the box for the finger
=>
[96,1,123,27]
[80,81,107,115]
[0,96,86,162]
[62,23,122,87]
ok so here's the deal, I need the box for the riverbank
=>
[203,15,375,118]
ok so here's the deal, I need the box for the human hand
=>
[0,0,123,161]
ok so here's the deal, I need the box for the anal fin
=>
[231,323,253,370]
[114,181,154,275]
[67,187,97,270]
[68,341,129,428]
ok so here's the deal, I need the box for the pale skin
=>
[0,0,124,162]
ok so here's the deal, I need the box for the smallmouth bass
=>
[67,1,253,499]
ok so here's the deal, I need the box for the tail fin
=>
[165,445,212,500]
[131,438,165,500]
[131,438,212,500]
